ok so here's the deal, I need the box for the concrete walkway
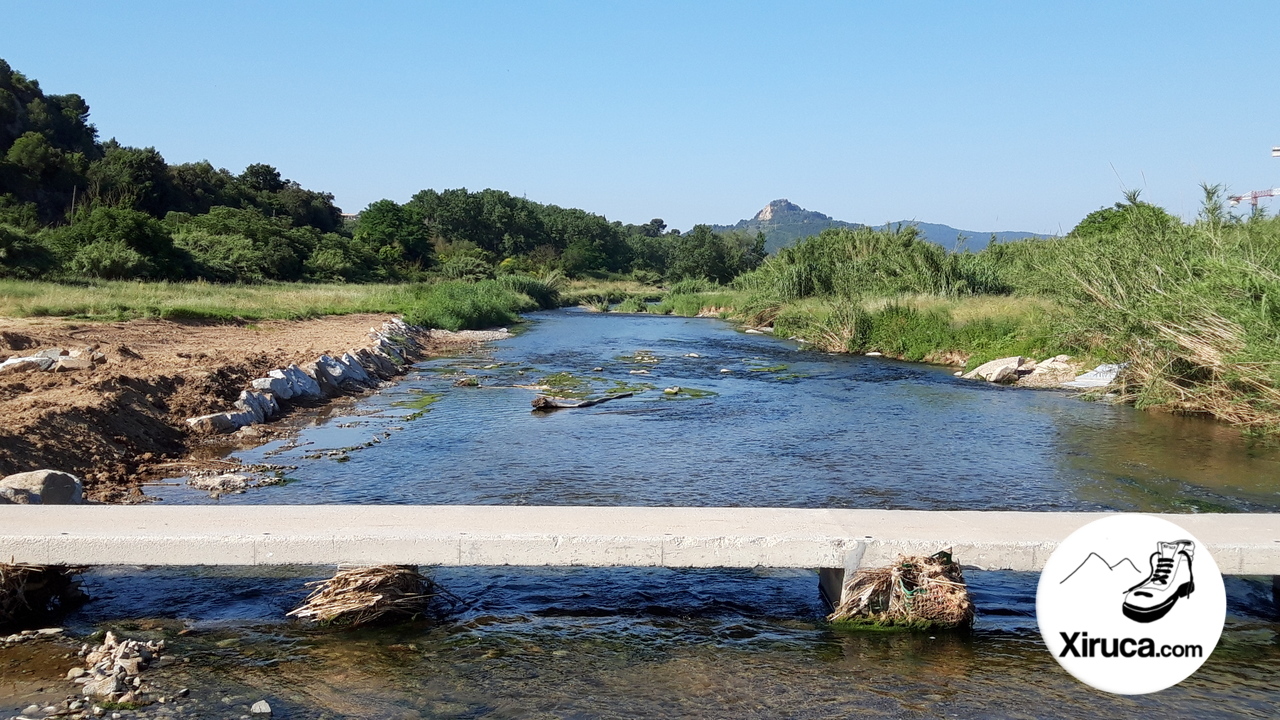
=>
[3,506,1278,575]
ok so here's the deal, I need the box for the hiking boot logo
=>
[1121,539,1195,624]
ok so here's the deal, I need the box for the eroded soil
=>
[0,315,481,502]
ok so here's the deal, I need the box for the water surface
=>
[9,310,1278,718]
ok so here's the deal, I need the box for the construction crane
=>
[1229,187,1280,207]
[1227,147,1280,206]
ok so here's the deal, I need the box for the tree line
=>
[0,58,764,285]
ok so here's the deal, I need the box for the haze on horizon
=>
[2,1,1276,235]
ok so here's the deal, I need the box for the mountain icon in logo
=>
[1059,552,1143,586]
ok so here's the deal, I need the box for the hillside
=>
[714,199,1048,253]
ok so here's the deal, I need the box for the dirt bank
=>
[0,315,487,502]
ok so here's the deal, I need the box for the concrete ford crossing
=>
[1,506,1277,607]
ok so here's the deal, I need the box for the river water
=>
[11,310,1280,718]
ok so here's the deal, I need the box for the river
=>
[6,310,1278,718]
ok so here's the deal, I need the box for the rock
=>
[961,356,1026,384]
[865,351,883,357]
[234,390,276,423]
[356,348,397,379]
[720,368,732,373]
[745,328,764,334]
[684,353,700,358]
[1017,356,1080,388]
[68,666,87,680]
[338,352,376,386]
[23,705,39,716]
[250,700,272,715]
[306,356,350,396]
[663,386,680,394]
[186,411,251,435]
[1061,362,1128,389]
[188,473,250,492]
[628,369,649,375]
[0,356,53,374]
[0,486,40,504]
[51,356,93,372]
[277,365,322,399]
[114,656,142,675]
[250,375,293,400]
[34,348,69,359]
[83,674,122,698]
[0,469,84,504]
[592,367,603,372]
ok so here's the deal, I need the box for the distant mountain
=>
[712,199,862,254]
[713,199,1049,253]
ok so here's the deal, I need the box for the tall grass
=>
[401,276,559,331]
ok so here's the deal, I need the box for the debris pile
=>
[0,564,85,628]
[828,551,975,630]
[287,565,440,626]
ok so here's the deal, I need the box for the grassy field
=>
[0,279,415,321]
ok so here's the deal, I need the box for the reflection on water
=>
[5,310,1278,717]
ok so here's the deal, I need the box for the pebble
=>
[23,705,40,716]
[250,699,272,714]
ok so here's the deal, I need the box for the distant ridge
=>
[713,199,1049,253]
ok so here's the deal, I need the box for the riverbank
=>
[0,314,498,502]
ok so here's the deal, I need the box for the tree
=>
[240,163,284,193]
[87,142,172,214]
[354,199,434,267]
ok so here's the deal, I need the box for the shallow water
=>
[9,310,1280,718]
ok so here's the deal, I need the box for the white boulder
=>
[961,356,1027,384]
[0,469,85,504]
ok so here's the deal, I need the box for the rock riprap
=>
[185,317,433,435]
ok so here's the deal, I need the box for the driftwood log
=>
[531,392,634,411]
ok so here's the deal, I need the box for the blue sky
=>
[2,1,1276,234]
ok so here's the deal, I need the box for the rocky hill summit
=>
[715,199,860,253]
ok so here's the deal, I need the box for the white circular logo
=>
[1036,514,1226,695]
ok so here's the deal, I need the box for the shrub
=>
[0,224,56,278]
[68,241,153,280]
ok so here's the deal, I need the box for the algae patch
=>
[393,391,443,420]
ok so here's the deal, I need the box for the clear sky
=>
[2,1,1276,234]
